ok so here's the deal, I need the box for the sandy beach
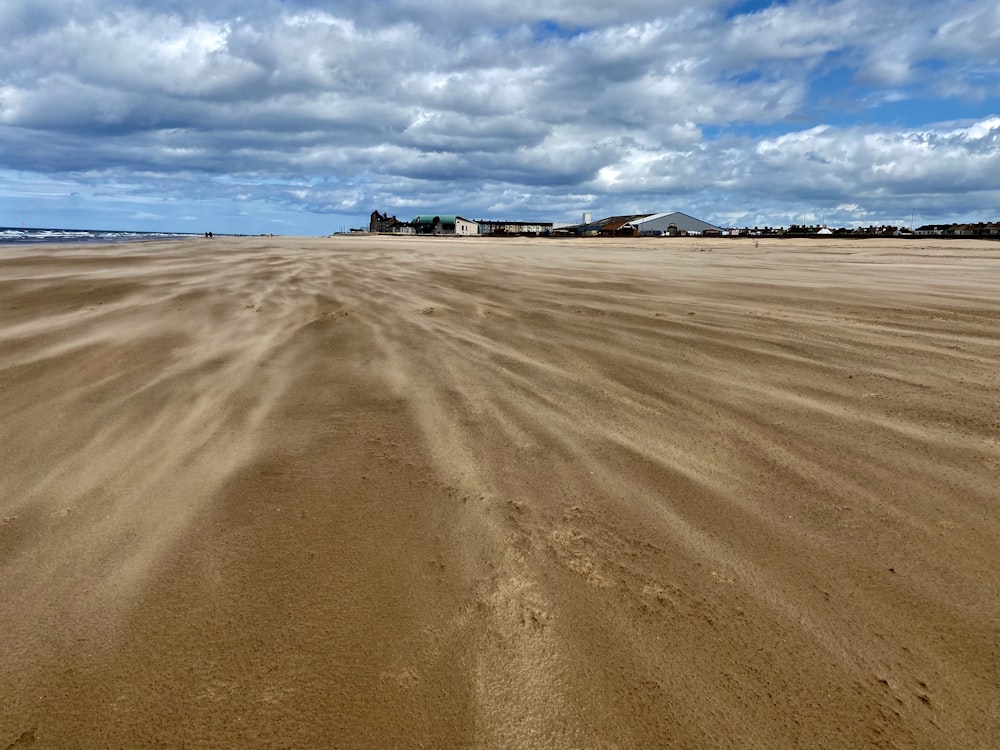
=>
[1,235,998,748]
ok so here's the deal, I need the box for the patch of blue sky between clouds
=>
[724,0,791,20]
[532,19,591,43]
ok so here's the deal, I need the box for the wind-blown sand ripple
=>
[2,236,998,748]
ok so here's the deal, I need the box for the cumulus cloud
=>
[1,0,998,231]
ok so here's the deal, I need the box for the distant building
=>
[561,211,722,237]
[413,215,479,235]
[915,222,1000,237]
[622,212,723,236]
[476,219,554,236]
[370,210,412,234]
[598,215,649,236]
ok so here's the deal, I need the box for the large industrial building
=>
[566,212,722,236]
[624,212,722,236]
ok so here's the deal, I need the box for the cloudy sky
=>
[1,0,998,234]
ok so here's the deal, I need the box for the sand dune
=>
[2,236,998,748]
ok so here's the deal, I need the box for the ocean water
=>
[0,226,200,245]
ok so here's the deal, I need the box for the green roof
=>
[414,215,458,224]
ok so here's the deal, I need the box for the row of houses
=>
[369,211,553,236]
[368,210,722,237]
[561,217,1000,238]
[777,222,1000,237]
[915,222,1000,237]
[367,211,1000,239]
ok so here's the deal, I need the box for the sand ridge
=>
[1,236,999,748]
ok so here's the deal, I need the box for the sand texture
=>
[2,236,999,748]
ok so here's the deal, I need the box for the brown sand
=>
[1,235,998,748]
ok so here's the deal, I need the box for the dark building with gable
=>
[370,210,410,233]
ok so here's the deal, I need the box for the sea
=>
[0,226,201,245]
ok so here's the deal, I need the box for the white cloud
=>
[1,0,998,231]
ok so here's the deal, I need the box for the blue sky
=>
[1,0,998,234]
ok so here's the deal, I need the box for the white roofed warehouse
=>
[622,212,722,236]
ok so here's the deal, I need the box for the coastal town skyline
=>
[1,0,998,235]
